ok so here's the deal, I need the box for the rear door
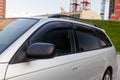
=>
[73,23,107,80]
[5,21,84,80]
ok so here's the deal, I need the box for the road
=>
[117,55,120,80]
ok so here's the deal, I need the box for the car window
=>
[34,28,72,56]
[0,18,38,54]
[95,29,112,47]
[75,30,100,52]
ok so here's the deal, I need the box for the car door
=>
[73,23,107,80]
[5,21,84,80]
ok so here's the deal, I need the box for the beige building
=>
[79,10,101,19]
[36,10,101,20]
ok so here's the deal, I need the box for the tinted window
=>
[35,28,71,56]
[95,29,112,47]
[76,30,100,52]
[0,18,38,54]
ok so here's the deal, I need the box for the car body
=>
[0,17,118,80]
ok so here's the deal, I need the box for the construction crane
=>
[101,0,106,20]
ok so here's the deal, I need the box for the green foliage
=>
[87,20,120,52]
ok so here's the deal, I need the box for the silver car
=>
[0,16,118,80]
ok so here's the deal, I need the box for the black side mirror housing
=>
[27,43,55,59]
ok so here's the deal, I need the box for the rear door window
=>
[73,24,100,52]
[75,30,100,52]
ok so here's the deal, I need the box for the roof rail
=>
[48,14,98,27]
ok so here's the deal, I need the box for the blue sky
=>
[6,0,109,19]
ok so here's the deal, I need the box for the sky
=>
[6,0,110,19]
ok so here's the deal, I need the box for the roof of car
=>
[4,16,104,32]
[41,17,104,31]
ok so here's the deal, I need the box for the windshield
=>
[0,18,39,54]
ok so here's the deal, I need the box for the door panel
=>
[81,49,106,80]
[6,21,85,80]
[6,54,84,80]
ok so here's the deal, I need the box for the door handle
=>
[72,66,79,71]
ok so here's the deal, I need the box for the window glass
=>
[0,18,38,54]
[95,30,112,47]
[76,30,100,52]
[35,28,71,55]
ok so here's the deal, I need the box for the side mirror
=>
[27,43,55,59]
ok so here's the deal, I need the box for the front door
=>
[5,21,84,80]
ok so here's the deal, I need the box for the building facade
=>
[109,0,120,20]
[36,10,101,20]
[0,0,6,18]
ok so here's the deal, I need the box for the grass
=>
[86,20,120,52]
